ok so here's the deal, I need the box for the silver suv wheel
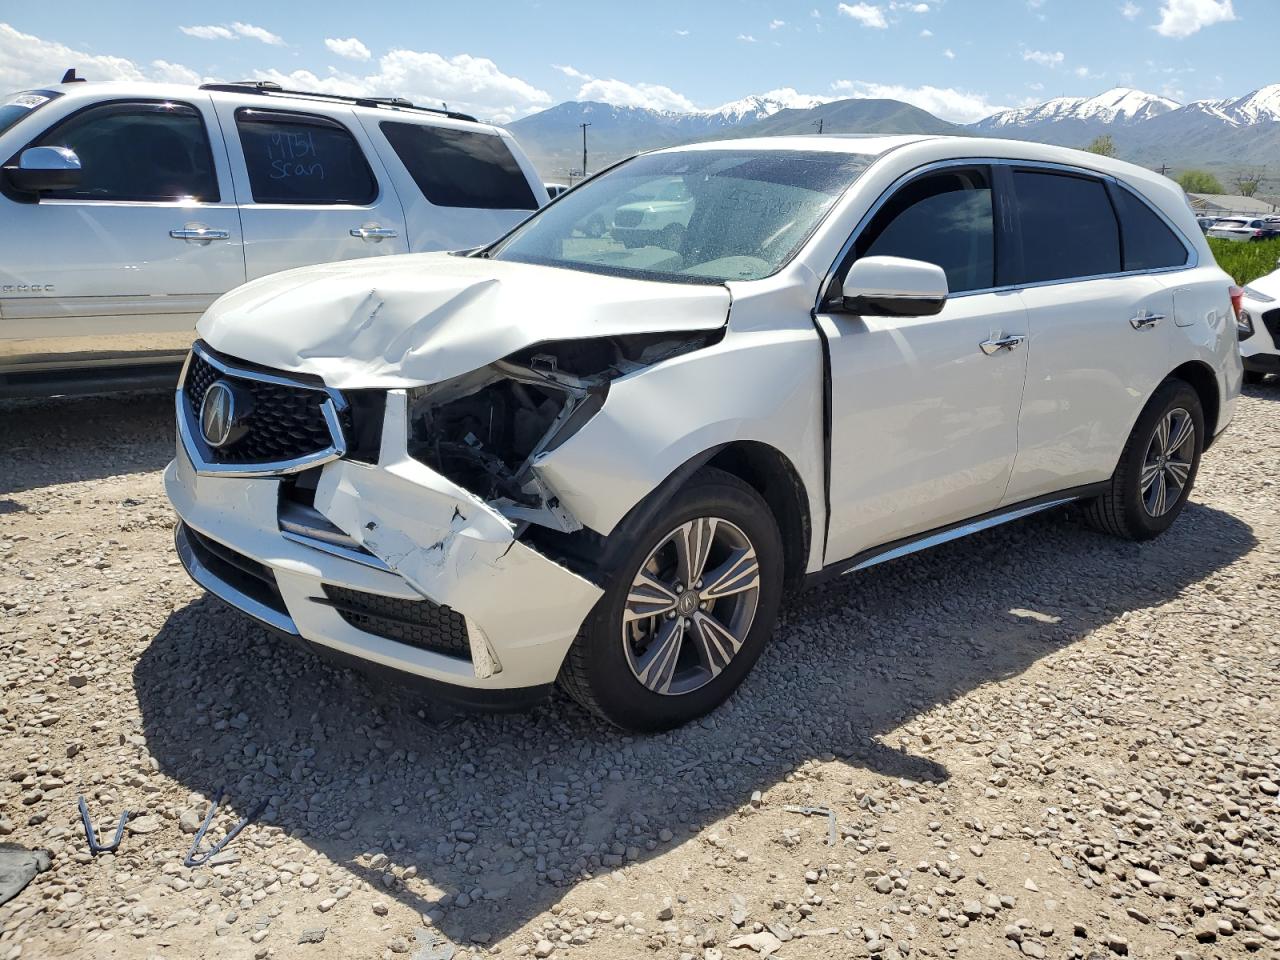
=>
[1141,407,1196,517]
[622,517,761,696]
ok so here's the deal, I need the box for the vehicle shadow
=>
[133,499,1254,946]
[0,393,173,497]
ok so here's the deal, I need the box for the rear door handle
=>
[1130,311,1166,330]
[979,334,1026,355]
[350,225,399,241]
[170,226,230,243]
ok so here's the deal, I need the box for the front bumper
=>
[165,390,603,698]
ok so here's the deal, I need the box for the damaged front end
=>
[403,332,719,534]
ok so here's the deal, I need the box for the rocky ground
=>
[0,384,1277,960]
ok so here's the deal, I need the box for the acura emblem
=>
[200,381,238,448]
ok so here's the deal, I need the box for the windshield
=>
[0,90,61,138]
[489,149,876,283]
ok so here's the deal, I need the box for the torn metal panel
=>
[312,392,603,668]
[196,252,731,390]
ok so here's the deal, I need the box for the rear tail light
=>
[1255,230,1264,238]
[1229,285,1244,320]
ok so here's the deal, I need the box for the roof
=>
[1187,193,1278,213]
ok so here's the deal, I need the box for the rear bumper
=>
[164,392,604,699]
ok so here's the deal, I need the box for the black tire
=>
[1082,379,1204,541]
[558,468,784,731]
[1243,369,1267,386]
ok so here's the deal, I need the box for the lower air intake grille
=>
[320,585,472,660]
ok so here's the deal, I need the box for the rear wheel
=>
[1083,379,1203,541]
[558,468,783,731]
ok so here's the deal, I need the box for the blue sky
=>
[0,1,1269,123]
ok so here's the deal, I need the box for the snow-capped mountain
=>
[974,87,1180,131]
[1191,84,1280,125]
[702,89,830,124]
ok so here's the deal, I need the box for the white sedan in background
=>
[1238,267,1280,383]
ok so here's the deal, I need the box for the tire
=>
[1243,369,1267,386]
[558,468,784,731]
[1083,379,1204,541]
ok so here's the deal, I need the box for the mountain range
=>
[507,84,1280,182]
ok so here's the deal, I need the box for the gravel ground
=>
[1,384,1278,960]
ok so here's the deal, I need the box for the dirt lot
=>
[0,384,1278,960]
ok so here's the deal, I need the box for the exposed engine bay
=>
[406,332,721,532]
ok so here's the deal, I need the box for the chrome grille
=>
[178,342,350,476]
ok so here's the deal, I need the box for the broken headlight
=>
[405,333,719,531]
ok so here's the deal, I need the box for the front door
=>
[214,102,408,281]
[815,165,1029,564]
[0,97,244,372]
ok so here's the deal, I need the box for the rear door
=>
[1002,167,1190,504]
[0,96,243,372]
[215,101,408,280]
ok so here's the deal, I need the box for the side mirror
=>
[4,146,82,195]
[828,255,948,317]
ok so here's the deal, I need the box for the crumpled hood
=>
[197,252,732,389]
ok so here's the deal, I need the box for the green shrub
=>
[1207,236,1280,285]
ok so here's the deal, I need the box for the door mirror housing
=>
[4,146,82,196]
[829,255,948,317]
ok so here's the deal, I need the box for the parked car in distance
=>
[0,78,547,397]
[1237,267,1280,383]
[166,135,1241,731]
[1206,217,1280,242]
[1197,216,1218,233]
[544,182,570,199]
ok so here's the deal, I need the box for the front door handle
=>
[979,334,1026,355]
[1130,310,1167,330]
[350,225,399,241]
[170,225,230,243]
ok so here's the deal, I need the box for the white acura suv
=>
[165,135,1242,731]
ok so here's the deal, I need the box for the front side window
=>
[490,149,875,283]
[1112,185,1188,271]
[1014,170,1120,283]
[380,121,537,210]
[236,109,377,205]
[853,167,995,294]
[30,100,218,202]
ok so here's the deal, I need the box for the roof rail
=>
[197,81,479,123]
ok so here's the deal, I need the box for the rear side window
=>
[32,100,218,202]
[1111,186,1189,271]
[236,109,377,205]
[380,121,537,210]
[1014,170,1120,283]
[854,167,995,294]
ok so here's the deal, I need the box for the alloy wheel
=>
[622,517,762,696]
[1140,407,1195,517]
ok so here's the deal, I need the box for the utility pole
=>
[812,118,824,134]
[1158,163,1169,176]
[580,122,591,178]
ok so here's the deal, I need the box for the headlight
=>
[1238,310,1255,341]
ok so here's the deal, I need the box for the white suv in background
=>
[165,135,1241,731]
[0,78,546,396]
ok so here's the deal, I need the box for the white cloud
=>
[1121,2,1142,18]
[944,48,955,59]
[1022,48,1065,67]
[575,77,696,113]
[325,37,371,61]
[920,27,934,36]
[675,28,690,36]
[180,22,284,45]
[737,33,758,42]
[837,3,889,28]
[830,80,1009,123]
[770,19,787,29]
[553,64,591,80]
[0,21,152,88]
[1074,65,1103,78]
[1154,0,1236,37]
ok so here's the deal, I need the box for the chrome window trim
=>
[176,341,349,478]
[816,156,1199,313]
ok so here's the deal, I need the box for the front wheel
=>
[1083,379,1204,541]
[558,468,783,731]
